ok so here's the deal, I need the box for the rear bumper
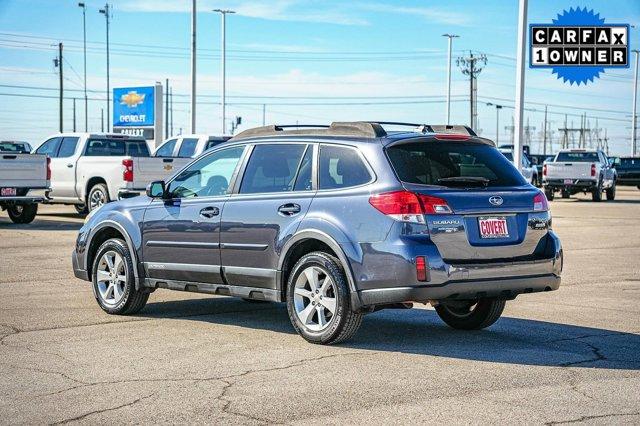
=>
[544,179,597,192]
[0,195,46,204]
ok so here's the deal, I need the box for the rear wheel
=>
[606,182,616,201]
[435,299,505,330]
[544,188,554,201]
[592,181,603,202]
[92,238,148,315]
[286,252,363,344]
[7,203,38,224]
[88,183,109,212]
[561,189,570,199]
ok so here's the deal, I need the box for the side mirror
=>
[146,180,166,198]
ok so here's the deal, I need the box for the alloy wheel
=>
[293,266,338,332]
[96,250,127,306]
[89,189,106,211]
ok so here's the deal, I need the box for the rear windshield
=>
[620,158,640,167]
[84,138,150,157]
[556,152,599,162]
[386,142,526,187]
[0,142,30,153]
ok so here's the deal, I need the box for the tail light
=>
[542,164,547,177]
[415,256,428,282]
[434,134,471,141]
[533,191,549,212]
[122,159,134,182]
[46,157,51,181]
[368,190,452,223]
[590,163,596,177]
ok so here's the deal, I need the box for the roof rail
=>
[231,122,387,140]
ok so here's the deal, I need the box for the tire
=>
[637,186,640,190]
[606,182,616,201]
[74,204,88,215]
[87,183,110,212]
[92,238,148,315]
[435,299,506,330]
[7,203,38,224]
[286,252,363,344]
[592,180,602,202]
[531,175,538,187]
[561,189,570,199]
[544,188,554,201]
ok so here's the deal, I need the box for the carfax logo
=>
[529,7,629,85]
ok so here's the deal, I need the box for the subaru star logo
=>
[489,196,504,206]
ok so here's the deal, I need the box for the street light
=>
[78,2,88,132]
[486,103,503,144]
[442,34,459,125]
[213,9,235,134]
[513,0,528,173]
[99,4,111,132]
[632,49,639,156]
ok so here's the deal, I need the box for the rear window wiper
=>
[437,176,490,187]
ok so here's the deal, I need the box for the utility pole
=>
[73,98,77,132]
[78,2,88,132]
[442,34,459,125]
[165,78,169,139]
[457,51,487,131]
[513,0,528,172]
[101,108,104,132]
[632,49,639,156]
[170,86,174,137]
[190,0,196,133]
[262,104,266,126]
[213,9,235,134]
[55,42,63,133]
[99,3,111,132]
[543,105,548,155]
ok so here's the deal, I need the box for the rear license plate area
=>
[478,216,509,239]
[563,179,573,185]
[1,187,17,197]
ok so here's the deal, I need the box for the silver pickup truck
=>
[33,133,191,213]
[543,149,617,201]
[0,152,50,223]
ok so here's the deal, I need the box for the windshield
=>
[556,152,599,162]
[386,142,527,188]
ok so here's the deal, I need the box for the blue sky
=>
[0,0,639,155]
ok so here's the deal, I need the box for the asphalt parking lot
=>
[1,189,639,425]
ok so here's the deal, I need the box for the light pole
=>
[190,0,196,133]
[513,0,528,173]
[78,2,88,132]
[99,4,111,132]
[487,103,503,144]
[213,9,235,134]
[442,34,459,125]
[632,49,639,156]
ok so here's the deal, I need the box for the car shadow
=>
[140,296,640,370]
[0,218,83,230]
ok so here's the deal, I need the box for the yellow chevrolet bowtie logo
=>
[120,91,146,108]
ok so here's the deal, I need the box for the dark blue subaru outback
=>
[72,122,562,344]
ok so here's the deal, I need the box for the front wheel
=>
[92,238,148,315]
[435,299,505,330]
[286,252,363,344]
[7,203,38,224]
[74,204,88,215]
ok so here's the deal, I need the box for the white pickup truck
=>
[543,149,617,201]
[0,152,50,223]
[32,133,192,213]
[153,134,231,158]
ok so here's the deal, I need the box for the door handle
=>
[278,203,301,216]
[199,206,219,218]
[67,163,74,168]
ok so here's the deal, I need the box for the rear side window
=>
[319,145,371,190]
[240,144,308,194]
[85,139,150,157]
[57,137,79,158]
[178,138,199,157]
[556,152,599,162]
[35,137,62,157]
[386,142,526,188]
[155,139,177,157]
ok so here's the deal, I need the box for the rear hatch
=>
[385,138,550,262]
[546,151,599,180]
[131,157,191,189]
[0,153,48,189]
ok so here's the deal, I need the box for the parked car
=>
[72,121,562,344]
[0,141,32,153]
[32,133,192,213]
[153,134,231,158]
[0,151,49,223]
[500,150,538,185]
[529,154,553,186]
[612,156,640,189]
[543,149,616,201]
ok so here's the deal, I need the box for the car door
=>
[219,143,315,289]
[52,136,80,198]
[141,145,247,284]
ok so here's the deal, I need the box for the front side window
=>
[57,137,79,158]
[178,138,199,158]
[387,142,526,188]
[155,139,177,157]
[35,137,62,157]
[85,139,150,157]
[319,145,371,190]
[240,144,308,194]
[168,146,244,198]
